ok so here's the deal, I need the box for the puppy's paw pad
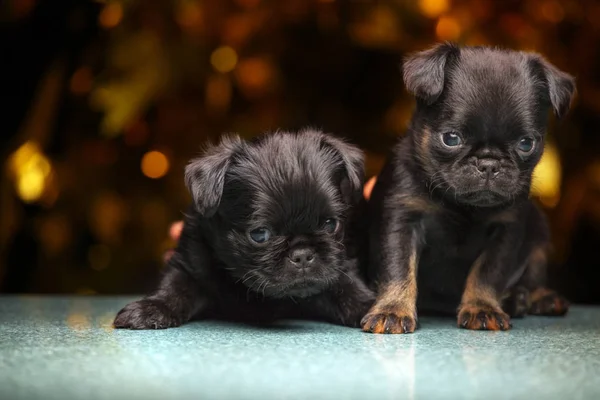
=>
[361,312,417,334]
[529,291,569,316]
[457,304,511,331]
[113,299,182,329]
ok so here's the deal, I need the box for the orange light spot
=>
[141,151,169,179]
[99,2,123,29]
[436,16,461,40]
[419,0,449,18]
[210,46,238,73]
[235,58,272,91]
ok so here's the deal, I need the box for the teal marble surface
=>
[0,296,599,400]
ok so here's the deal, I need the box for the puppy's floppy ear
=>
[403,41,459,104]
[530,55,576,119]
[320,134,365,203]
[185,134,242,217]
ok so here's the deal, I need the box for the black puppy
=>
[114,129,374,329]
[361,43,575,333]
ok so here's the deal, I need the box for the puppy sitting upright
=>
[362,43,575,333]
[114,129,374,329]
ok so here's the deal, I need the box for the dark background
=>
[1,0,599,302]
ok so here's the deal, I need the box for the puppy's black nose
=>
[289,248,315,268]
[475,158,500,178]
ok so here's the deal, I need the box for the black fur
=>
[362,43,575,333]
[114,129,374,329]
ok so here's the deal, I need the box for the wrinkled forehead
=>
[252,182,343,228]
[222,144,345,228]
[443,51,541,137]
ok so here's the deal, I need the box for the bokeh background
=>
[1,0,599,302]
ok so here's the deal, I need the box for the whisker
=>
[333,267,354,284]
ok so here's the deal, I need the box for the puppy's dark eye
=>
[517,137,535,155]
[249,228,271,244]
[322,218,339,234]
[441,132,462,147]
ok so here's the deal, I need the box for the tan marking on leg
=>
[529,287,554,303]
[460,253,499,308]
[374,244,418,315]
[362,235,418,334]
[457,253,511,330]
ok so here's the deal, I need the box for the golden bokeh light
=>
[9,141,53,203]
[17,170,45,203]
[531,142,561,208]
[418,0,449,19]
[141,151,170,179]
[99,2,123,29]
[436,16,461,41]
[210,46,238,73]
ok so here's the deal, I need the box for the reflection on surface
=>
[368,335,415,400]
[66,312,91,332]
[1,297,599,400]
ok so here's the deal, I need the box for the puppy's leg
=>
[114,262,207,329]
[517,205,569,316]
[457,224,527,331]
[519,246,569,316]
[457,252,512,331]
[361,229,419,334]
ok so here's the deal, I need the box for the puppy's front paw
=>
[114,299,182,329]
[361,309,417,334]
[457,302,511,331]
[529,289,569,316]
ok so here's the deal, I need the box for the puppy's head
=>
[185,129,364,298]
[404,43,576,207]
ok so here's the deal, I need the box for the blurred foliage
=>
[1,0,600,301]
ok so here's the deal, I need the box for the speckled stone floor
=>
[0,296,599,400]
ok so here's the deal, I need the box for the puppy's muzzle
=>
[287,247,316,269]
[471,157,501,180]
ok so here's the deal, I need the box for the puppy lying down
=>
[114,130,374,329]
